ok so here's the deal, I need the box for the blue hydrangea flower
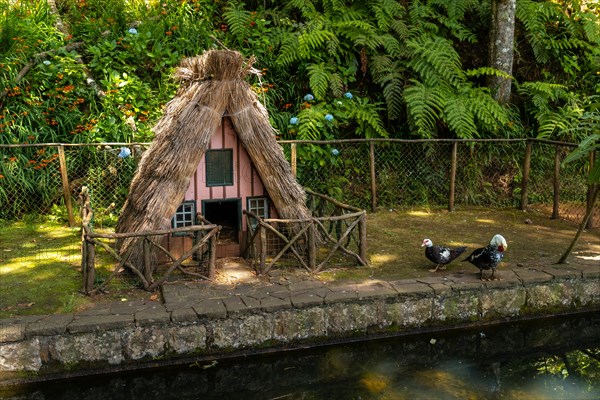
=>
[331,148,340,156]
[325,114,334,121]
[118,147,131,158]
[128,28,138,35]
[43,60,51,66]
[290,117,298,125]
[344,92,353,99]
[303,93,314,101]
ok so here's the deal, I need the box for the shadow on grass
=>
[0,219,143,318]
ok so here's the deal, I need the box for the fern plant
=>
[517,81,587,140]
[403,34,510,138]
[272,0,395,138]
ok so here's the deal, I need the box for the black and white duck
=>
[421,238,468,273]
[462,234,507,281]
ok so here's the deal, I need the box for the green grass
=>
[0,218,85,318]
[1,207,599,319]
[0,217,144,318]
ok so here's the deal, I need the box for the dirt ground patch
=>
[316,205,600,283]
[185,206,599,285]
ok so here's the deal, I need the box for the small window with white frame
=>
[247,197,269,229]
[172,201,196,234]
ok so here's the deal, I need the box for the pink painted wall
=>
[182,117,278,231]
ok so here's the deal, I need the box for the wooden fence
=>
[79,187,220,294]
[1,138,597,228]
[244,189,368,274]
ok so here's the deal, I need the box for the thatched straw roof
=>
[116,50,312,261]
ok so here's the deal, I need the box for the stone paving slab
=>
[170,307,197,323]
[538,265,584,279]
[288,280,327,291]
[222,296,249,315]
[260,296,292,312]
[68,314,134,333]
[0,316,45,342]
[240,295,261,310]
[26,314,73,337]
[134,305,171,326]
[355,283,398,300]
[580,264,600,279]
[193,299,227,319]
[323,288,357,303]
[513,268,554,283]
[482,269,523,289]
[290,292,323,308]
[110,300,156,315]
[417,280,452,295]
[388,280,434,296]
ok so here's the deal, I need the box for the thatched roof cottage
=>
[116,50,312,263]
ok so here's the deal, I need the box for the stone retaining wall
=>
[1,266,599,386]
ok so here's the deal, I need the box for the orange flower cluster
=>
[5,87,21,97]
[31,153,60,170]
[68,98,85,111]
[166,26,178,36]
[25,99,44,106]
[59,85,75,93]
[70,120,96,135]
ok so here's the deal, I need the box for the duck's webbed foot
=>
[490,270,501,281]
[429,264,441,273]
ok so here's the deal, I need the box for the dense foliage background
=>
[0,0,599,218]
[1,0,599,145]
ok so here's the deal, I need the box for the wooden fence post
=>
[143,237,153,286]
[586,150,596,229]
[552,145,561,219]
[84,238,95,294]
[308,221,317,271]
[448,141,458,212]
[208,234,216,280]
[57,145,75,227]
[291,143,297,177]
[369,141,377,212]
[260,225,267,274]
[358,213,367,265]
[521,140,533,210]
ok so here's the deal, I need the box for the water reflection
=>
[1,312,598,399]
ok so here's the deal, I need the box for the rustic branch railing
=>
[79,188,219,294]
[244,189,368,275]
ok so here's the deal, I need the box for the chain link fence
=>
[1,140,598,266]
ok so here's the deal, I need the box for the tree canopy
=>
[0,0,599,144]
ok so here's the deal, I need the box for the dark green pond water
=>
[2,311,599,399]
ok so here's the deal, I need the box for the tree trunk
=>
[488,0,517,104]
